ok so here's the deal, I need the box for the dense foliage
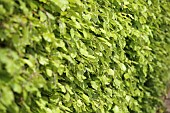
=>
[0,0,170,113]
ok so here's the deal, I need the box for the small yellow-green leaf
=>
[82,94,90,104]
[70,28,74,38]
[108,69,114,76]
[39,56,49,65]
[12,83,22,93]
[91,81,98,90]
[39,11,47,22]
[124,73,130,79]
[80,48,89,56]
[77,99,83,107]
[113,105,120,113]
[58,83,66,93]
[22,59,33,68]
[46,69,53,77]
[119,63,126,71]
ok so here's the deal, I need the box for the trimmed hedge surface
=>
[0,0,170,113]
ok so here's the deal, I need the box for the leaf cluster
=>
[0,0,170,113]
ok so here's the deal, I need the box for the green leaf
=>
[77,99,83,107]
[59,101,72,112]
[39,56,49,65]
[124,73,130,79]
[0,5,6,15]
[83,30,87,39]
[64,93,70,102]
[50,0,69,11]
[98,75,110,85]
[79,48,95,59]
[22,59,33,68]
[98,38,112,47]
[46,68,53,77]
[77,71,86,82]
[80,48,89,56]
[58,83,66,93]
[45,108,52,113]
[39,11,47,22]
[105,88,112,97]
[71,16,81,29]
[113,105,120,113]
[119,63,126,72]
[0,102,6,112]
[59,21,66,34]
[148,0,152,5]
[114,79,121,88]
[91,81,98,90]
[65,84,74,95]
[108,69,115,76]
[46,12,55,20]
[82,94,90,104]
[125,95,131,103]
[55,107,61,113]
[12,83,22,93]
[39,0,47,3]
[1,87,14,106]
[43,32,55,42]
[70,28,75,38]
[58,65,65,75]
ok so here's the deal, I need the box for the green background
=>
[0,0,170,112]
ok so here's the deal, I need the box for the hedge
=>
[0,0,170,113]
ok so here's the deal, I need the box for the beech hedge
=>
[0,0,170,113]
